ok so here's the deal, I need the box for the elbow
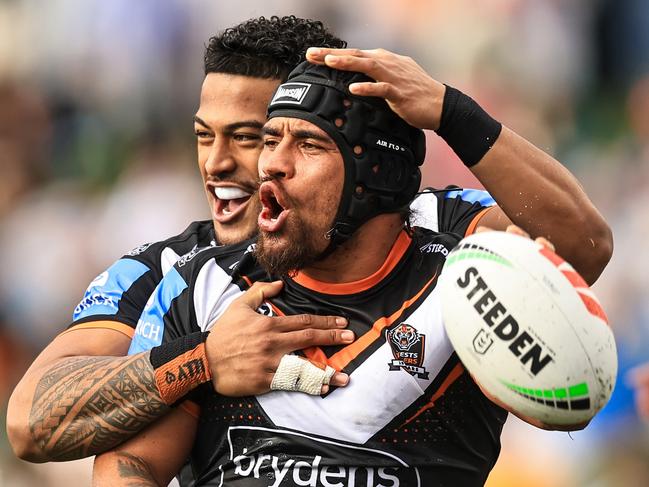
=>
[6,393,48,463]
[6,418,47,463]
[8,437,48,464]
[559,209,613,286]
[580,217,613,286]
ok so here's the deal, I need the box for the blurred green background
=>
[1,0,648,485]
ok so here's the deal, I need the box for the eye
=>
[263,138,279,149]
[194,128,212,139]
[300,141,322,151]
[233,133,261,143]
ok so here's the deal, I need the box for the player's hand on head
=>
[204,280,352,396]
[476,224,556,252]
[306,47,445,130]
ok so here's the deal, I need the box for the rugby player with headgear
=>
[7,16,357,463]
[93,52,612,486]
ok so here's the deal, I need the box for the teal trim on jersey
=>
[445,189,495,207]
[128,267,188,354]
[73,259,150,321]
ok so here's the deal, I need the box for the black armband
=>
[435,85,502,167]
[149,331,212,405]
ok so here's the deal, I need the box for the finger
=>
[505,224,530,239]
[329,372,350,387]
[535,236,556,252]
[234,280,283,309]
[305,359,349,394]
[323,54,382,78]
[280,328,355,350]
[475,225,495,233]
[321,371,351,394]
[306,47,369,63]
[349,81,396,100]
[270,355,335,395]
[273,313,348,332]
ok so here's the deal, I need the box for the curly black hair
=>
[204,16,346,80]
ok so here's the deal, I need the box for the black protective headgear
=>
[267,61,425,251]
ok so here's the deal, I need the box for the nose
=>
[203,137,236,178]
[259,141,295,181]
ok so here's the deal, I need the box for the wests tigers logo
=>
[387,324,429,379]
[391,324,419,351]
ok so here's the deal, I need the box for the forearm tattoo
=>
[29,353,170,461]
[116,451,159,486]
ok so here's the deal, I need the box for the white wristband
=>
[270,354,336,395]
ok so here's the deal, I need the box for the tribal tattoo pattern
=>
[29,353,170,461]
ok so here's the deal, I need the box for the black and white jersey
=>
[67,187,493,340]
[128,188,503,486]
[67,220,216,337]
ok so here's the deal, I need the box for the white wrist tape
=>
[270,354,336,395]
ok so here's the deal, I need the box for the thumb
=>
[235,280,284,310]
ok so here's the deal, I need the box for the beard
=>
[255,211,331,277]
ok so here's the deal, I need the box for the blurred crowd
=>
[1,0,649,485]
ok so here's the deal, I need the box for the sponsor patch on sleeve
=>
[73,259,150,321]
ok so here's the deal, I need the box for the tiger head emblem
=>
[391,324,420,351]
[386,323,429,379]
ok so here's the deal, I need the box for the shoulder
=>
[122,220,215,273]
[172,238,259,284]
[411,186,495,210]
[123,220,214,259]
[439,187,495,207]
[410,226,463,257]
[411,186,496,236]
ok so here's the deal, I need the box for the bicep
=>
[24,325,133,376]
[93,406,198,486]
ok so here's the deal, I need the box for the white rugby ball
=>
[439,231,616,426]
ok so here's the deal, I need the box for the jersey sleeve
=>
[127,247,221,417]
[67,254,160,337]
[410,186,496,237]
[126,244,240,355]
[65,221,214,336]
[127,262,199,354]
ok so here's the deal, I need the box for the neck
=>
[301,214,405,283]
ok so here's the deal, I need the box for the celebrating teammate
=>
[92,53,612,485]
[6,16,353,463]
[8,18,612,475]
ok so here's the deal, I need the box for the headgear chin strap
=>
[267,61,426,254]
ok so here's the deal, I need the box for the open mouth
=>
[211,185,254,223]
[258,182,289,232]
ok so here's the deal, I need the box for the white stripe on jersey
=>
[256,287,454,444]
[194,259,243,332]
[161,247,182,276]
[409,193,439,232]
